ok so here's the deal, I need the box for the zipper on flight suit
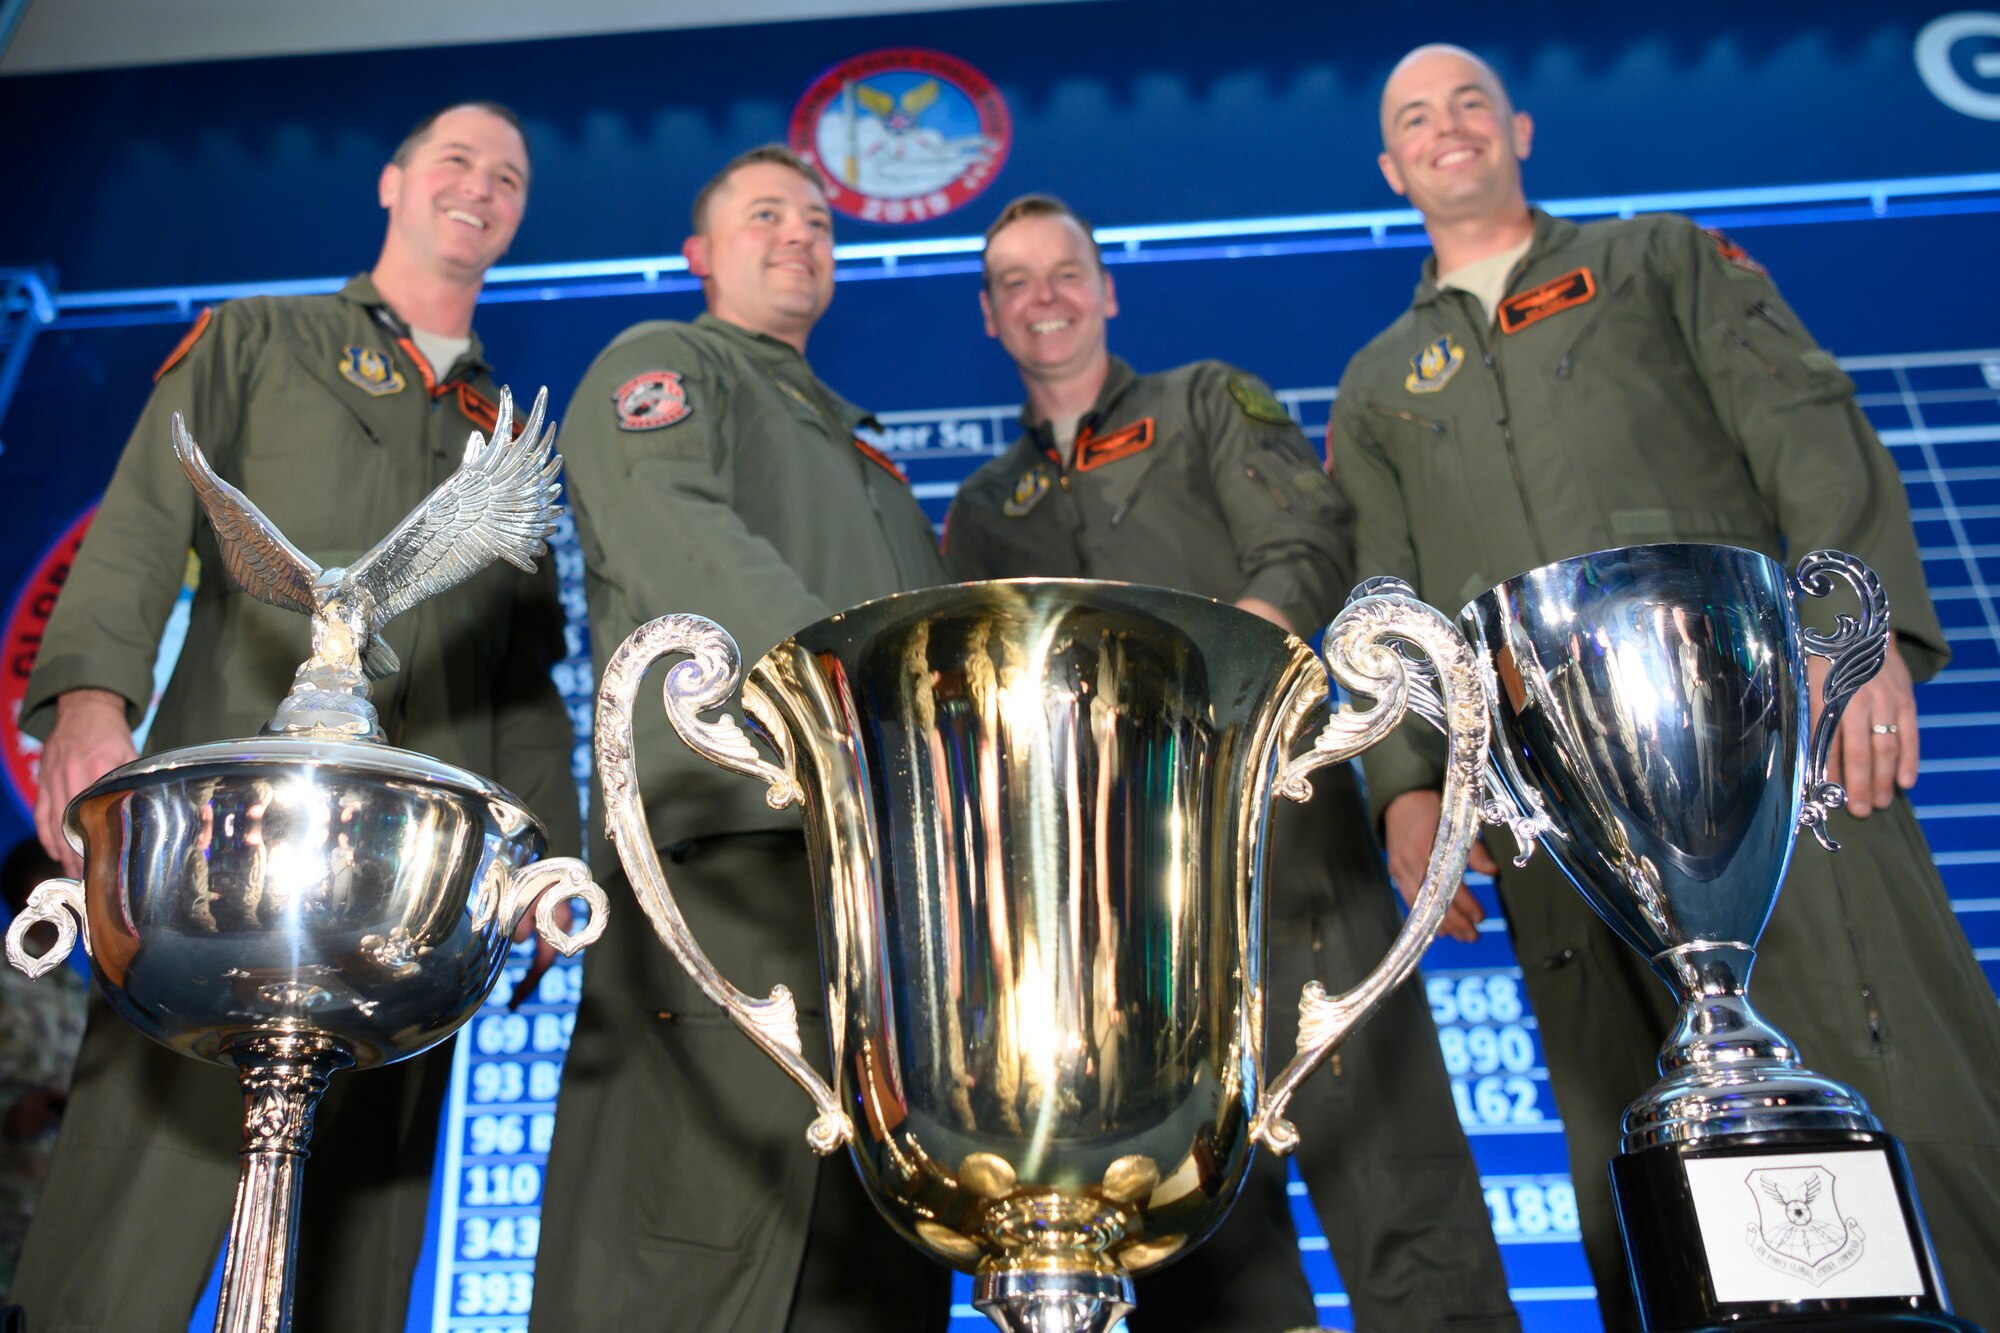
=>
[1456,291,1549,567]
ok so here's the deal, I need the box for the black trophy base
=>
[1609,1131,1981,1332]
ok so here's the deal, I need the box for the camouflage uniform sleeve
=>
[19,303,259,738]
[489,553,583,857]
[560,326,835,669]
[1329,368,1449,824]
[1192,363,1352,637]
[1654,216,1948,680]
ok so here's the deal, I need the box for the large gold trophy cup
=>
[596,579,1491,1332]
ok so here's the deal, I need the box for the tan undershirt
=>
[1438,236,1533,325]
[1050,414,1083,464]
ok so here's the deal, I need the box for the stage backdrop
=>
[1,3,1996,1330]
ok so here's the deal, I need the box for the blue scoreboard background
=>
[1,3,1996,1329]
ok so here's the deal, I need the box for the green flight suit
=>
[1332,209,2000,1332]
[10,274,579,1332]
[946,357,1519,1333]
[534,313,953,1332]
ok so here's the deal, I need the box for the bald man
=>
[1329,43,2000,1331]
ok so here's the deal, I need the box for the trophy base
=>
[972,1270,1136,1333]
[1610,1131,1975,1332]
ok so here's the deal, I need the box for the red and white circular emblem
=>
[789,48,1012,225]
[2,509,94,815]
[614,370,692,431]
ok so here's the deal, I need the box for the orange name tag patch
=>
[1499,267,1595,334]
[1074,417,1155,472]
[457,384,525,439]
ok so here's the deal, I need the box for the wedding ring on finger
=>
[1870,722,1899,735]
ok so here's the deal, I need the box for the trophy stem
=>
[214,1033,354,1333]
[1627,942,1879,1150]
[972,1271,1136,1333]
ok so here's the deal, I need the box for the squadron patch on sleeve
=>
[339,345,406,396]
[1002,462,1054,516]
[1405,335,1465,394]
[1498,267,1595,334]
[1227,373,1293,426]
[154,307,214,382]
[1704,228,1767,278]
[614,370,691,430]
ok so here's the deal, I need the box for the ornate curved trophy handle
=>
[595,614,851,1154]
[497,858,610,956]
[1794,549,1892,853]
[4,879,89,979]
[1250,586,1490,1153]
[1343,576,1562,869]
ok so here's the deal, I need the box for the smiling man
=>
[943,195,1519,1333]
[1333,44,2000,1330]
[530,145,950,1332]
[10,101,578,1330]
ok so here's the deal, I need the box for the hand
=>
[35,688,138,877]
[1382,787,1494,943]
[508,895,575,1010]
[1234,596,1293,633]
[1809,646,1919,818]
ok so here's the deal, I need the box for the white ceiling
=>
[0,0,1095,75]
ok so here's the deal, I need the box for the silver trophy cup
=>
[1432,542,1966,1326]
[5,390,608,1333]
[596,579,1493,1333]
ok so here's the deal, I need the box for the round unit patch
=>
[614,370,692,431]
[789,48,1011,225]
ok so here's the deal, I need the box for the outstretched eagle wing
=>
[343,387,563,629]
[855,83,895,118]
[172,412,320,613]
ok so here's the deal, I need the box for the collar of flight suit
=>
[333,272,494,383]
[1015,354,1141,459]
[1408,207,1579,310]
[692,311,877,434]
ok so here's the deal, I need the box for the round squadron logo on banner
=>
[789,48,1011,225]
[2,511,95,814]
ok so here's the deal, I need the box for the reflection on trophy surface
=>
[4,389,608,1333]
[595,578,1492,1333]
[1387,542,1971,1330]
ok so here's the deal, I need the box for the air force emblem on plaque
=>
[340,346,406,397]
[1406,335,1464,394]
[1745,1165,1866,1286]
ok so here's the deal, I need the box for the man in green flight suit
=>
[1332,44,2000,1331]
[11,102,578,1331]
[530,146,952,1332]
[944,194,1519,1333]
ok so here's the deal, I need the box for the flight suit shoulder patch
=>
[1498,267,1595,334]
[1704,228,1767,278]
[614,369,692,430]
[1226,373,1292,426]
[1074,417,1155,472]
[154,307,214,382]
